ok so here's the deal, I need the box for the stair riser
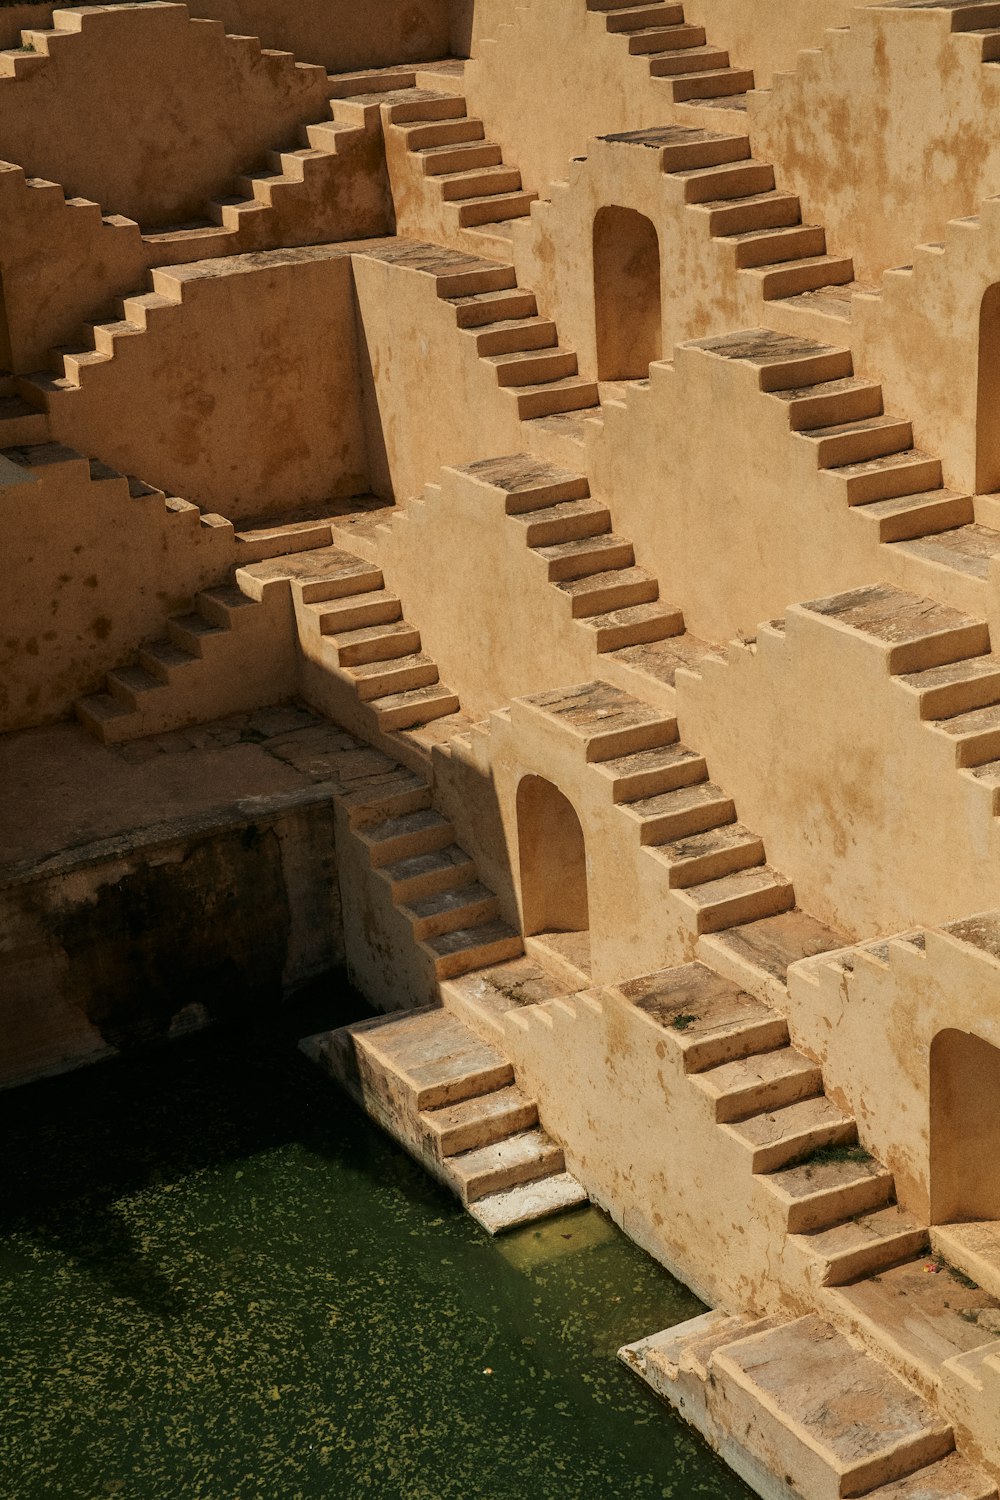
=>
[672,69,754,101]
[705,194,801,236]
[475,321,558,357]
[950,727,1000,768]
[661,135,750,171]
[666,837,766,889]
[786,387,884,431]
[544,541,634,581]
[404,119,486,149]
[635,798,736,845]
[870,493,974,543]
[683,163,775,204]
[522,508,612,547]
[592,609,684,651]
[712,1068,823,1125]
[452,291,538,327]
[631,28,702,55]
[918,673,1000,720]
[365,823,455,868]
[683,1018,790,1075]
[456,192,535,227]
[732,227,826,269]
[375,691,460,732]
[568,575,658,615]
[812,423,914,468]
[758,351,854,392]
[421,142,503,175]
[298,569,384,605]
[816,1228,930,1288]
[757,259,854,300]
[604,6,688,32]
[494,352,579,387]
[784,1174,895,1235]
[166,621,219,657]
[455,1146,564,1203]
[691,878,795,935]
[502,478,592,513]
[353,661,439,702]
[611,754,707,802]
[410,894,501,941]
[646,46,729,73]
[346,785,432,830]
[747,1118,857,1174]
[386,97,467,125]
[427,1100,540,1158]
[436,266,518,298]
[441,167,522,201]
[320,597,403,634]
[197,595,246,628]
[886,623,991,675]
[385,861,477,905]
[137,648,191,685]
[335,627,422,667]
[432,932,524,981]
[515,382,599,420]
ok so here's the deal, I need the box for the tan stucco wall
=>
[748,6,1000,284]
[0,3,331,226]
[189,0,456,70]
[41,250,371,518]
[677,607,1000,939]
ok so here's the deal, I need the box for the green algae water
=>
[0,989,753,1500]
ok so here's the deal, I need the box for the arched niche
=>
[515,774,590,937]
[930,1027,1000,1223]
[593,205,662,381]
[976,282,1000,493]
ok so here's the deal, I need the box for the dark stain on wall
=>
[52,825,293,1050]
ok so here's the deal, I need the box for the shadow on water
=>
[0,972,755,1500]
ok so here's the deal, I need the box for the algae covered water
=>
[0,989,753,1500]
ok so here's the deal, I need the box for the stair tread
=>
[623,780,730,818]
[805,583,980,644]
[726,1093,853,1151]
[450,1126,557,1178]
[365,808,453,843]
[795,1203,927,1258]
[895,522,1000,579]
[469,1170,588,1233]
[698,1045,818,1097]
[353,1009,511,1109]
[616,962,788,1066]
[768,1151,891,1198]
[346,651,436,680]
[425,918,521,958]
[404,880,496,921]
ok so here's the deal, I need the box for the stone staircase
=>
[330,70,535,254]
[621,1310,996,1499]
[806,584,1000,817]
[612,957,929,1288]
[692,328,1000,575]
[592,0,754,111]
[512,681,795,935]
[301,1006,586,1232]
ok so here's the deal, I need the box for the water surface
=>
[0,990,753,1499]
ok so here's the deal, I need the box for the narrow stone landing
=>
[300,1006,587,1233]
[620,1311,997,1500]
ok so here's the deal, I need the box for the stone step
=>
[137,638,195,683]
[511,375,599,420]
[804,584,989,672]
[700,189,802,236]
[489,346,580,387]
[854,489,975,544]
[383,91,468,125]
[648,821,765,887]
[803,413,915,468]
[381,845,478,903]
[105,663,162,709]
[581,599,685,650]
[604,5,688,34]
[628,23,707,55]
[750,253,855,300]
[725,1095,858,1173]
[373,683,461,731]
[932,701,1000,766]
[437,164,522,201]
[469,1169,588,1234]
[832,449,943,506]
[346,651,439,702]
[460,454,590,510]
[446,1126,563,1202]
[676,864,796,934]
[456,190,536,227]
[421,1084,538,1157]
[474,316,558,357]
[510,494,611,546]
[402,116,485,150]
[166,611,224,655]
[417,139,504,175]
[450,287,538,327]
[692,1045,822,1123]
[724,222,826,269]
[766,1151,895,1233]
[535,531,634,581]
[679,159,775,204]
[619,780,735,844]
[352,1008,514,1110]
[557,563,659,616]
[330,619,422,666]
[900,653,1000,719]
[596,740,707,802]
[400,880,500,940]
[793,1202,930,1287]
[75,691,133,742]
[865,1453,998,1500]
[424,918,523,980]
[313,588,403,634]
[360,808,455,867]
[774,374,885,430]
[671,67,754,101]
[616,961,790,1072]
[644,43,729,74]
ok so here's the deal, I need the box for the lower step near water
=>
[0,983,753,1499]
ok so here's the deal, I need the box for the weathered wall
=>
[748,6,1000,284]
[0,3,331,226]
[189,0,457,70]
[677,606,1000,939]
[682,0,884,89]
[0,795,344,1090]
[41,250,371,518]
